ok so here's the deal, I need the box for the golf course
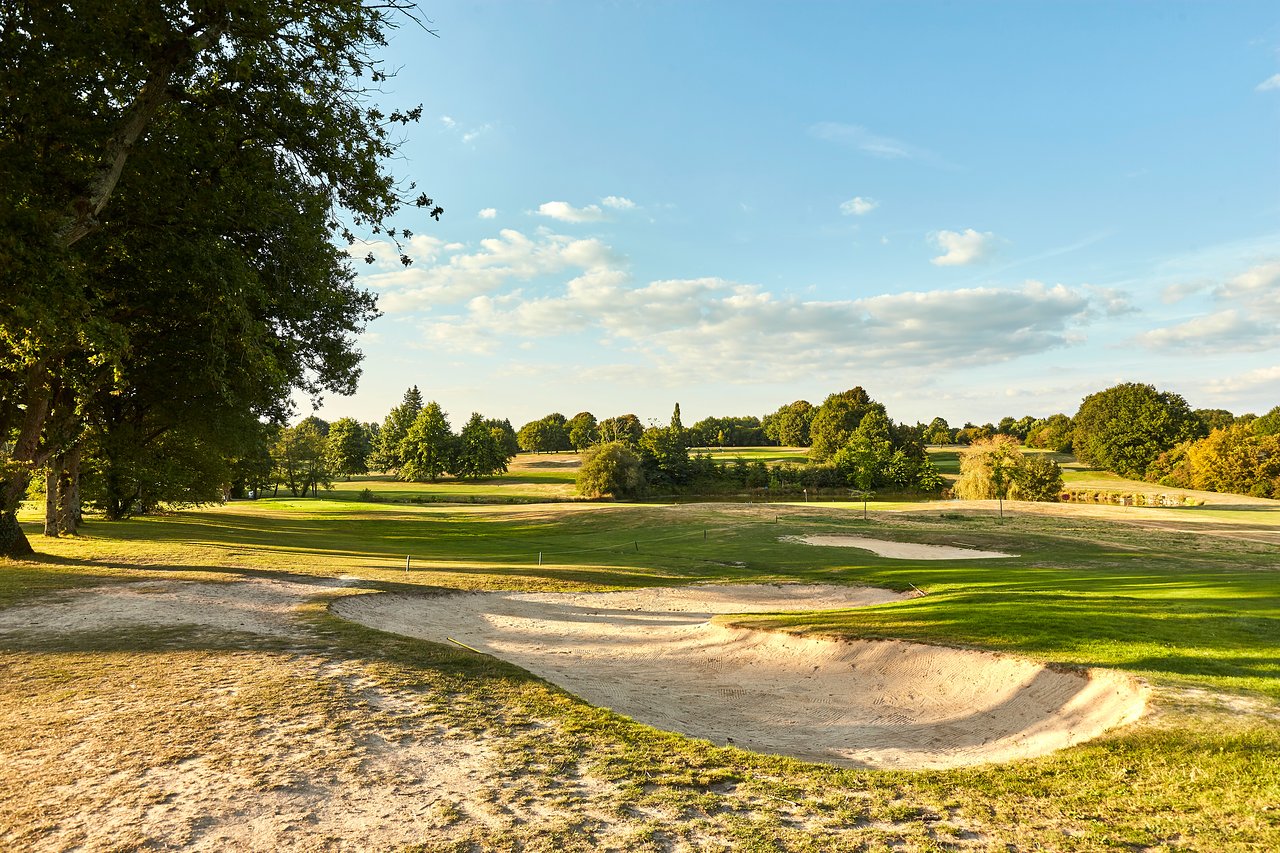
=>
[1,452,1276,851]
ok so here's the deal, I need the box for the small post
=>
[538,551,542,565]
[405,555,410,574]
[704,529,707,541]
[634,540,639,552]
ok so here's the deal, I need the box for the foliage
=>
[1010,454,1065,501]
[922,416,953,445]
[370,387,423,473]
[566,412,598,450]
[639,404,690,488]
[1183,423,1280,498]
[453,413,515,480]
[761,400,815,447]
[575,441,644,498]
[808,387,885,461]
[517,413,571,453]
[271,421,331,497]
[400,402,454,483]
[955,436,1021,500]
[1072,383,1203,478]
[1025,413,1074,452]
[486,417,520,458]
[326,418,371,480]
[689,415,767,448]
[597,414,644,446]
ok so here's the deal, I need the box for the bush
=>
[576,442,645,498]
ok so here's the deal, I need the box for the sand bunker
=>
[784,534,1016,560]
[334,584,1146,769]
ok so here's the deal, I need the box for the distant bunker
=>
[334,577,1146,770]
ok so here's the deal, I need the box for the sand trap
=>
[784,534,1016,560]
[334,584,1146,769]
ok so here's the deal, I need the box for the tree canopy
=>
[1072,383,1203,479]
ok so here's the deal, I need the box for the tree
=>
[1072,383,1203,478]
[1194,408,1236,433]
[0,1,440,556]
[923,417,953,446]
[1010,455,1064,502]
[400,402,453,483]
[517,413,571,453]
[762,400,815,447]
[567,411,598,450]
[370,387,424,473]
[576,442,644,498]
[452,413,513,480]
[273,421,331,497]
[639,404,691,488]
[955,436,1061,510]
[486,418,520,458]
[808,387,885,461]
[1185,423,1280,498]
[597,414,644,445]
[327,418,371,480]
[1025,414,1073,453]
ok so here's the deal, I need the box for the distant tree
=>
[691,415,766,447]
[640,403,691,487]
[370,387,424,473]
[1010,455,1064,501]
[953,435,1024,501]
[576,441,645,498]
[1252,406,1280,437]
[1073,383,1203,478]
[1185,423,1280,498]
[517,413,571,452]
[273,420,331,497]
[923,417,953,445]
[762,400,815,447]
[597,414,644,445]
[298,415,330,438]
[486,418,520,457]
[1025,414,1074,453]
[453,413,514,479]
[1194,408,1236,433]
[567,411,598,450]
[809,387,885,461]
[400,402,454,483]
[326,417,370,480]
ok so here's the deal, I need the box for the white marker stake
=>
[405,555,410,574]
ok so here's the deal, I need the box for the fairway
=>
[2,493,1278,850]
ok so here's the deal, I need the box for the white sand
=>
[334,584,1146,769]
[783,534,1016,559]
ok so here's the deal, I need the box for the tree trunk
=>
[59,447,81,534]
[0,511,34,557]
[44,460,60,537]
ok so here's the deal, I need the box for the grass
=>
[2,489,1279,850]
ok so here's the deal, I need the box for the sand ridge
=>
[782,534,1017,559]
[334,583,1147,769]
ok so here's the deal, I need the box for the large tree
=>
[808,387,886,461]
[452,413,514,480]
[400,402,453,483]
[1072,383,1203,479]
[1,0,441,555]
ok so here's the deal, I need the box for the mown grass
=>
[3,493,1279,850]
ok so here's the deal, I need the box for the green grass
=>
[3,495,1279,850]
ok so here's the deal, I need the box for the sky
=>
[312,0,1280,432]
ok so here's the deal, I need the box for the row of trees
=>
[366,387,516,482]
[576,390,947,499]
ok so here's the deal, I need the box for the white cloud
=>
[440,115,456,128]
[1161,279,1211,304]
[839,196,878,216]
[601,196,636,210]
[418,267,1094,381]
[930,229,998,266]
[478,208,497,219]
[1205,365,1280,394]
[357,229,620,312]
[537,201,606,223]
[810,122,926,160]
[462,124,492,144]
[1137,259,1280,352]
[1256,73,1280,92]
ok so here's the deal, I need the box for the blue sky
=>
[316,1,1280,432]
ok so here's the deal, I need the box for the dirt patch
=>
[334,584,1146,769]
[782,534,1016,559]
